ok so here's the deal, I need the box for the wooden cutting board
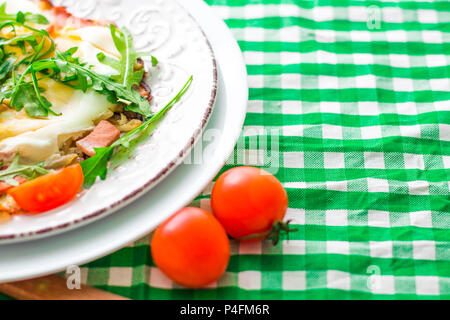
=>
[0,275,128,300]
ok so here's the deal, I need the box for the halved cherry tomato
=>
[211,167,289,240]
[8,164,84,213]
[151,207,230,288]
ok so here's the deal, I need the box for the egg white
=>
[0,0,121,162]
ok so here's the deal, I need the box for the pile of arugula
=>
[0,3,155,119]
[0,3,194,189]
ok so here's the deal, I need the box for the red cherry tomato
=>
[211,167,288,240]
[151,207,230,288]
[8,164,84,213]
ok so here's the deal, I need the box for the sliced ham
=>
[38,0,98,36]
[0,183,10,194]
[76,120,121,157]
[0,177,27,194]
[52,6,95,29]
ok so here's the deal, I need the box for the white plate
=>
[0,0,248,282]
[0,0,218,243]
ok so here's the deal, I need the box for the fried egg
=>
[0,0,120,162]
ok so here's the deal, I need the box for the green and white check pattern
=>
[3,0,449,300]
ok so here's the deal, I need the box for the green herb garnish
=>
[81,76,193,188]
[0,3,49,26]
[0,3,155,119]
[98,25,151,89]
[9,45,153,117]
[0,154,48,185]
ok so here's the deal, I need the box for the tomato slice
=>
[8,164,84,213]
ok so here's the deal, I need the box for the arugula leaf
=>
[108,25,144,88]
[0,23,152,119]
[151,56,158,67]
[9,58,60,118]
[0,29,56,66]
[0,154,48,185]
[96,52,120,71]
[10,81,54,117]
[62,58,150,116]
[97,25,158,116]
[80,76,193,188]
[113,76,193,149]
[9,45,152,118]
[98,25,158,87]
[79,147,113,188]
[0,3,49,25]
[0,56,15,81]
[20,12,49,25]
[7,46,150,118]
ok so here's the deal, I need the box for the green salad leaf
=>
[81,76,193,188]
[0,3,49,26]
[101,25,144,88]
[10,81,54,117]
[0,155,48,185]
[79,147,114,188]
[0,56,15,80]
[97,24,159,116]
[8,44,153,118]
[0,8,154,119]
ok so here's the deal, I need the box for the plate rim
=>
[0,0,218,243]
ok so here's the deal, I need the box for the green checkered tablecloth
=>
[3,0,449,300]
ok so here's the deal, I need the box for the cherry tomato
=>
[8,164,84,213]
[151,207,230,288]
[211,167,288,240]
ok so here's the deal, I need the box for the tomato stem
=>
[267,220,298,245]
[236,220,298,245]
